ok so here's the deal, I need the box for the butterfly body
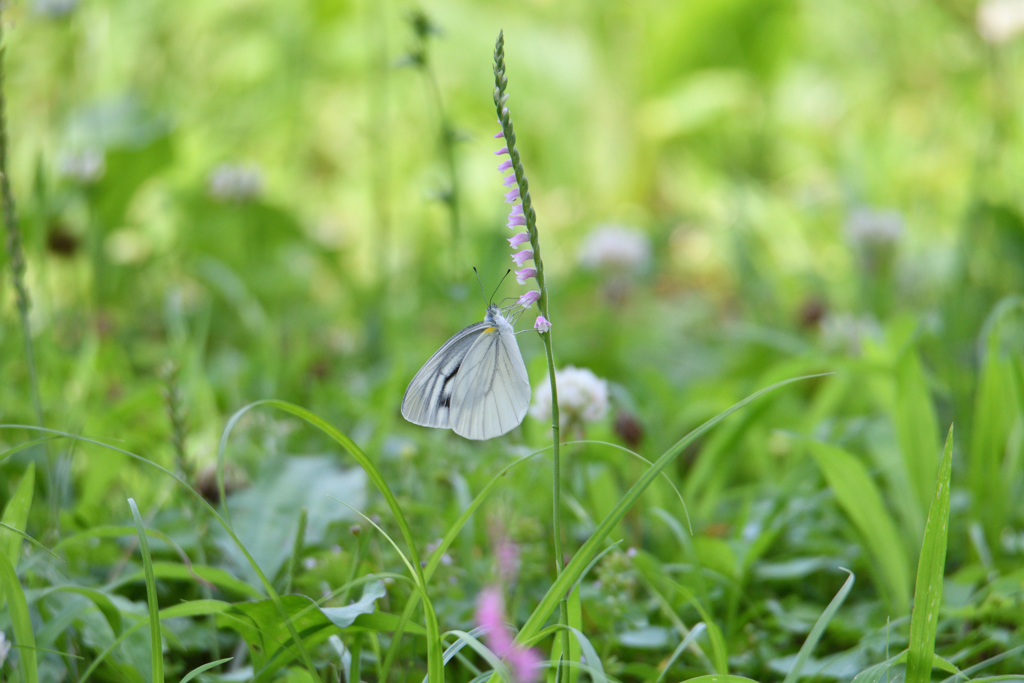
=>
[402,304,531,440]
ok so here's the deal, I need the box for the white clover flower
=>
[33,0,78,18]
[578,225,651,272]
[208,163,264,202]
[819,312,882,356]
[845,208,904,247]
[977,0,1024,43]
[57,149,105,184]
[530,365,609,428]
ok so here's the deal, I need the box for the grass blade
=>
[180,657,233,683]
[906,425,954,683]
[128,498,164,683]
[0,551,37,682]
[1,462,35,567]
[781,569,855,683]
[514,375,824,652]
[808,441,911,614]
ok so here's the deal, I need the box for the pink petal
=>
[498,160,513,172]
[494,147,509,155]
[508,233,530,247]
[511,249,533,266]
[534,316,551,333]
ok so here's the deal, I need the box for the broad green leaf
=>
[907,425,954,683]
[809,441,911,614]
[217,580,385,682]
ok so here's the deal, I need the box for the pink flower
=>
[534,316,551,333]
[504,188,521,203]
[494,131,505,139]
[498,160,513,172]
[507,213,526,228]
[515,268,537,284]
[518,290,540,307]
[511,250,533,266]
[509,204,524,216]
[495,147,509,155]
[508,233,530,247]
[475,588,541,683]
[503,175,517,187]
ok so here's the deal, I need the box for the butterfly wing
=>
[401,321,490,429]
[449,327,531,440]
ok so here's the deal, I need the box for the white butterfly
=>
[402,304,530,440]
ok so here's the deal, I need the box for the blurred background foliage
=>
[0,0,1023,680]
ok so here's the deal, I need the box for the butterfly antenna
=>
[473,267,488,305]
[489,269,511,307]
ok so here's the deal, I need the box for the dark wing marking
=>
[401,321,489,429]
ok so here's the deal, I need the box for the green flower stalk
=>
[492,29,567,676]
[407,11,462,269]
[0,19,43,426]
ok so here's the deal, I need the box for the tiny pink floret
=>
[511,249,533,266]
[493,131,504,139]
[475,588,541,683]
[504,188,521,203]
[518,291,541,308]
[508,233,530,247]
[498,160,513,172]
[534,316,551,333]
[495,146,509,155]
[503,174,517,187]
[515,268,537,284]
[507,213,526,227]
[510,204,524,216]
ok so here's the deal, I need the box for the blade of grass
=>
[782,569,855,683]
[180,657,233,683]
[808,441,911,614]
[128,498,164,683]
[512,376,824,656]
[906,425,954,683]
[654,623,707,683]
[893,348,941,521]
[217,400,443,683]
[0,551,37,682]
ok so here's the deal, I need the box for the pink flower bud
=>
[515,268,537,284]
[511,249,533,266]
[534,316,551,333]
[508,233,530,247]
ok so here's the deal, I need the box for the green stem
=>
[0,24,43,427]
[492,29,570,677]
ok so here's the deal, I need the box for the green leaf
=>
[0,550,37,682]
[30,585,124,637]
[682,676,761,683]
[1,462,35,568]
[893,348,941,520]
[808,441,911,614]
[128,498,164,683]
[781,569,855,683]
[906,425,954,683]
[217,581,385,682]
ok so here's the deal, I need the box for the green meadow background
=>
[0,0,1022,681]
